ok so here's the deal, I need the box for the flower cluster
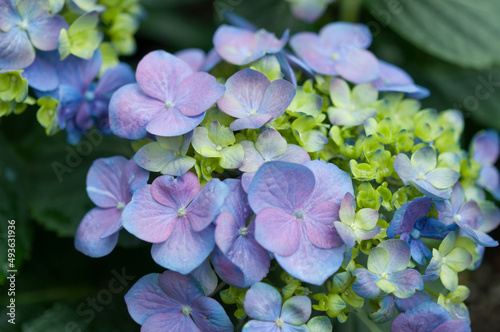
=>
[71,12,499,332]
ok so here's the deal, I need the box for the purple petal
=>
[477,165,500,200]
[289,0,330,23]
[175,72,225,117]
[435,200,455,226]
[387,269,423,298]
[220,178,252,225]
[304,201,343,249]
[28,14,68,51]
[379,239,412,273]
[86,156,127,208]
[451,182,466,214]
[158,270,204,305]
[478,201,500,233]
[334,221,356,248]
[23,51,59,91]
[320,22,372,50]
[191,296,234,332]
[412,179,453,201]
[335,49,379,84]
[432,320,471,332]
[471,129,499,165]
[387,198,431,238]
[254,207,300,256]
[351,268,382,299]
[57,51,102,90]
[255,28,288,55]
[459,224,499,247]
[417,218,450,239]
[175,48,205,72]
[374,60,427,97]
[275,229,345,286]
[124,273,180,325]
[109,83,164,139]
[257,79,296,118]
[121,185,179,243]
[395,291,431,312]
[215,211,240,254]
[142,313,199,331]
[74,207,120,257]
[229,113,273,131]
[211,247,247,288]
[290,32,337,75]
[0,28,35,69]
[394,153,418,184]
[187,178,229,232]
[277,144,311,164]
[391,301,450,332]
[243,320,279,332]
[457,200,482,229]
[248,161,316,213]
[202,48,222,72]
[244,282,282,321]
[151,172,199,208]
[94,63,135,99]
[213,25,258,65]
[303,160,354,208]
[190,259,218,296]
[121,159,149,198]
[135,50,192,102]
[281,296,311,325]
[239,141,264,173]
[151,223,215,274]
[0,0,18,31]
[147,107,206,137]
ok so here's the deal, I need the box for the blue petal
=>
[0,28,35,69]
[391,301,451,332]
[244,282,282,321]
[191,296,234,332]
[351,268,382,299]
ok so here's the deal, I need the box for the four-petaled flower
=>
[125,270,233,332]
[122,172,229,274]
[109,50,225,139]
[75,156,148,257]
[243,282,311,332]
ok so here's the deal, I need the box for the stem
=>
[209,282,227,297]
[424,286,439,298]
[339,0,363,23]
[355,308,385,332]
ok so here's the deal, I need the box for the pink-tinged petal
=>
[374,60,423,95]
[339,192,356,224]
[355,226,381,241]
[158,270,204,305]
[451,182,466,213]
[290,32,337,75]
[335,49,379,84]
[220,178,252,225]
[277,144,311,164]
[146,107,206,137]
[239,141,264,173]
[394,153,418,184]
[122,185,179,243]
[217,96,250,118]
[379,239,412,273]
[213,25,257,65]
[255,29,288,55]
[151,223,215,274]
[243,320,279,332]
[124,273,181,325]
[187,178,229,232]
[74,207,120,257]
[175,72,225,117]
[478,165,500,200]
[229,113,273,131]
[28,14,68,51]
[211,247,247,288]
[254,207,300,256]
[120,159,149,199]
[435,200,455,226]
[303,160,354,208]
[241,172,254,193]
[0,28,35,69]
[109,83,164,139]
[86,156,127,208]
[390,301,451,332]
[394,291,431,312]
[459,224,498,247]
[175,48,205,72]
[215,211,240,254]
[257,79,296,118]
[244,282,282,321]
[248,161,316,213]
[202,48,222,72]
[387,269,424,299]
[471,129,499,165]
[458,200,482,229]
[351,268,382,299]
[191,296,234,332]
[280,296,311,325]
[223,68,270,113]
[190,259,218,296]
[289,0,331,23]
[135,50,193,101]
[151,172,200,208]
[334,221,356,248]
[142,313,200,332]
[304,201,343,249]
[94,63,135,99]
[275,229,345,286]
[320,22,372,50]
[432,320,471,332]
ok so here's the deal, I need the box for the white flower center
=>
[182,305,191,315]
[275,318,284,327]
[178,208,187,217]
[239,227,249,237]
[294,210,305,220]
[116,202,125,210]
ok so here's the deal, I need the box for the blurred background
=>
[1,0,500,331]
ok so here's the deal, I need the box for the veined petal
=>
[190,259,218,295]
[393,153,418,184]
[334,221,356,248]
[28,14,68,51]
[411,146,436,174]
[426,168,460,189]
[391,301,451,332]
[244,282,282,321]
[280,296,311,325]
[304,201,343,249]
[471,129,499,165]
[351,268,382,299]
[387,269,423,299]
[213,25,258,65]
[243,320,279,332]
[255,128,287,161]
[379,239,411,274]
[146,107,206,137]
[191,296,234,332]
[257,79,296,118]
[0,28,35,69]
[229,113,273,131]
[254,207,300,256]
[335,49,379,84]
[142,313,200,331]
[289,32,337,75]
[175,72,225,117]
[158,270,204,305]
[151,172,200,209]
[319,22,372,50]
[187,178,229,232]
[86,156,127,207]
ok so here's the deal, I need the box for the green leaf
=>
[366,0,500,69]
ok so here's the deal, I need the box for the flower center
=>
[410,228,421,239]
[248,109,257,116]
[454,214,462,223]
[331,52,339,60]
[275,318,284,327]
[181,305,191,315]
[116,202,125,210]
[215,145,223,151]
[17,19,29,31]
[417,172,426,181]
[380,272,389,279]
[294,210,304,220]
[165,100,175,110]
[177,208,187,217]
[239,227,249,237]
[85,90,95,102]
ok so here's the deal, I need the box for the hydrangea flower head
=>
[0,0,68,69]
[125,271,233,331]
[211,179,270,288]
[333,192,380,248]
[109,50,225,139]
[391,301,470,332]
[327,78,378,127]
[352,239,423,299]
[213,25,288,65]
[239,128,310,191]
[435,182,498,247]
[122,172,229,273]
[243,282,311,332]
[247,160,352,285]
[290,22,379,83]
[470,129,500,200]
[75,156,148,257]
[217,68,296,131]
[394,146,460,200]
[387,197,454,265]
